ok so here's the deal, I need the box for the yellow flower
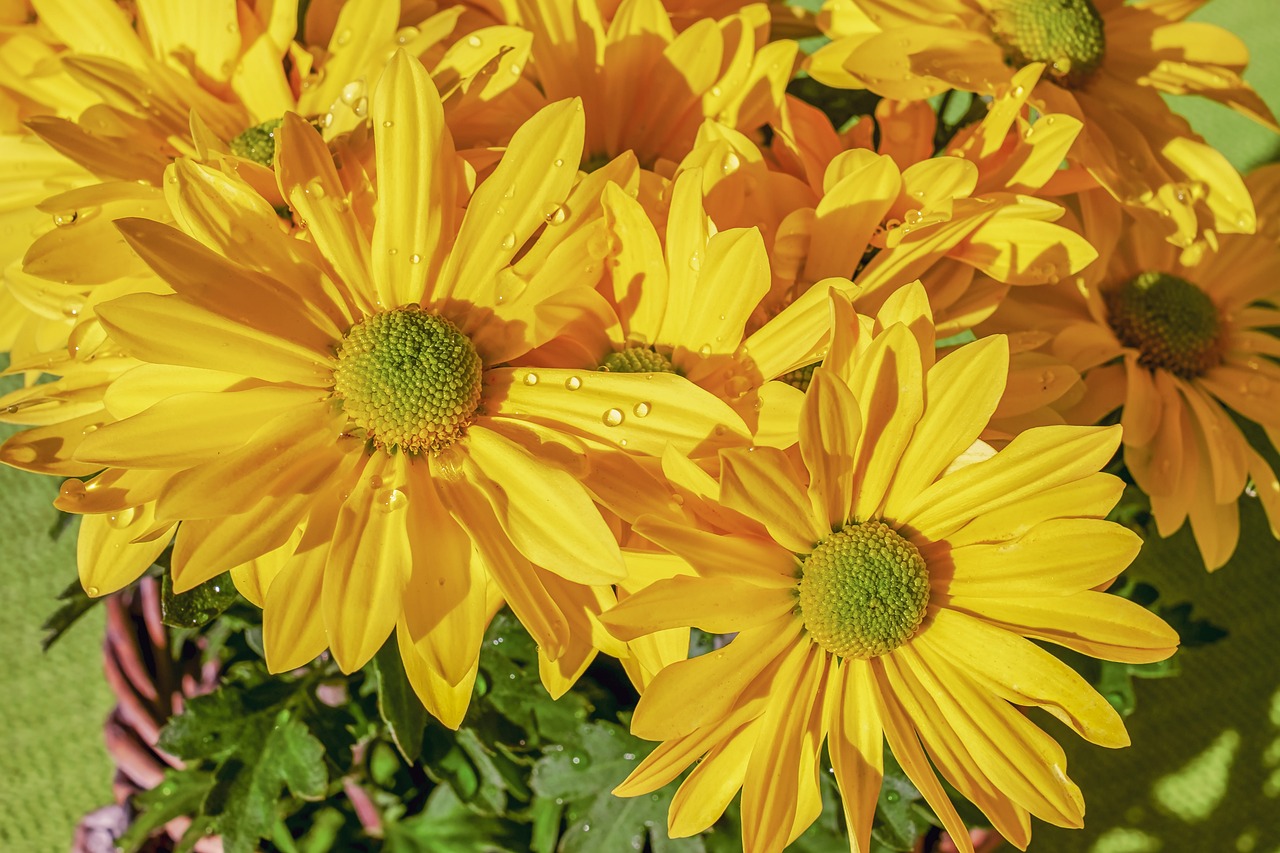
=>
[0,51,748,725]
[807,0,1275,246]
[980,189,1280,569]
[601,286,1177,853]
[512,0,796,169]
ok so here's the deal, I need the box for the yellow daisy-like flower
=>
[980,189,1280,569]
[513,0,796,170]
[0,51,749,725]
[601,286,1177,853]
[807,0,1276,245]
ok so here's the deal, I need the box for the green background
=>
[0,1,1277,850]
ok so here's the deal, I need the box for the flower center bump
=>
[230,118,284,167]
[990,0,1106,88]
[797,521,931,659]
[599,346,678,374]
[1104,271,1223,379]
[332,306,483,454]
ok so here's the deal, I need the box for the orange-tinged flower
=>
[980,189,1280,569]
[601,287,1177,853]
[0,51,749,726]
[512,0,796,170]
[807,0,1277,246]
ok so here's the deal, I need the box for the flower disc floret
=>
[798,521,931,659]
[599,346,677,374]
[1104,271,1223,379]
[230,118,284,167]
[991,0,1106,87]
[333,306,483,454]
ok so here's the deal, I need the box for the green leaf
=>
[384,784,525,853]
[373,639,427,763]
[40,576,103,651]
[205,710,328,853]
[116,768,215,853]
[161,570,239,629]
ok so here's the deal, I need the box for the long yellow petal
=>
[916,609,1129,748]
[263,542,331,673]
[632,516,799,589]
[719,446,824,552]
[800,366,861,531]
[600,575,794,640]
[323,454,413,672]
[486,367,750,456]
[847,324,924,520]
[78,504,173,596]
[668,718,757,837]
[397,619,480,730]
[827,658,883,853]
[948,593,1180,664]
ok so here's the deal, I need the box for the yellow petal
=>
[883,336,1007,518]
[800,366,861,530]
[437,98,584,303]
[719,445,824,552]
[632,516,799,589]
[600,575,794,640]
[949,593,1180,664]
[917,609,1129,748]
[323,454,412,672]
[263,543,331,673]
[631,617,802,741]
[77,504,173,596]
[827,659,883,853]
[847,324,924,520]
[397,619,480,730]
[487,367,749,456]
[459,425,624,584]
[371,50,457,306]
[95,293,333,386]
[668,718,757,837]
[902,425,1121,539]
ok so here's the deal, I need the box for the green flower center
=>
[779,362,818,393]
[797,521,931,659]
[990,0,1106,88]
[332,307,483,454]
[599,346,677,374]
[230,118,283,167]
[1104,271,1223,379]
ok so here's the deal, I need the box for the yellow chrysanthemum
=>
[600,286,1178,853]
[0,51,749,726]
[807,0,1276,246]
[511,0,796,170]
[1,0,535,371]
[980,188,1280,569]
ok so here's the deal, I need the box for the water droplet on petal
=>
[352,97,369,118]
[565,376,582,390]
[336,29,352,46]
[720,151,740,175]
[543,203,568,225]
[107,507,137,529]
[467,34,482,47]
[86,586,100,597]
[376,488,408,513]
[340,81,363,105]
[52,211,78,227]
[632,401,651,418]
[523,372,539,386]
[697,344,712,358]
[409,253,422,264]
[500,232,517,250]
[602,408,624,427]
[305,178,326,199]
[382,120,394,128]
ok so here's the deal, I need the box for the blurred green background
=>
[0,1,1276,851]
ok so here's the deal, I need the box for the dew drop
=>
[335,29,352,46]
[885,790,900,803]
[59,479,87,502]
[1012,84,1026,97]
[305,178,326,199]
[500,232,517,250]
[81,424,98,436]
[107,507,137,529]
[396,25,419,45]
[467,34,483,47]
[86,586,100,597]
[381,119,394,128]
[602,408,624,427]
[632,401,651,418]
[409,253,422,264]
[340,81,363,105]
[523,372,539,386]
[697,344,712,358]
[688,252,702,272]
[376,488,408,513]
[720,151,740,175]
[553,158,565,167]
[709,85,722,98]
[571,756,581,765]
[543,203,568,225]
[52,211,78,227]
[565,376,582,390]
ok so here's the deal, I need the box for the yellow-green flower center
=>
[332,306,483,454]
[797,521,931,659]
[1105,271,1223,379]
[779,362,818,393]
[599,346,677,374]
[990,0,1106,88]
[230,118,283,167]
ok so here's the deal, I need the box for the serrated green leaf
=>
[161,570,239,628]
[373,639,427,763]
[207,710,328,853]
